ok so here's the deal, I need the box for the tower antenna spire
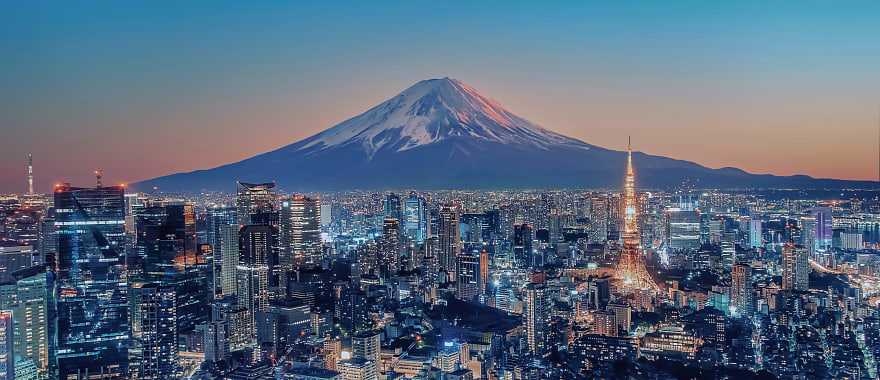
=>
[95,169,103,188]
[27,153,33,195]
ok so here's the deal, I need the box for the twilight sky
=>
[1,1,879,193]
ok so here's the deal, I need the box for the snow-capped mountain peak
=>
[297,77,590,157]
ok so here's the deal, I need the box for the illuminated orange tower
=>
[616,138,659,291]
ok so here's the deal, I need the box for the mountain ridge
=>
[134,78,877,192]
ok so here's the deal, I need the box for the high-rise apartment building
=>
[352,329,381,363]
[130,283,177,380]
[523,283,549,355]
[782,243,809,291]
[438,205,461,280]
[380,218,400,277]
[731,263,753,316]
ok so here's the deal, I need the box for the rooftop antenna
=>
[95,169,103,188]
[27,153,33,195]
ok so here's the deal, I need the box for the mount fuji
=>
[135,78,875,192]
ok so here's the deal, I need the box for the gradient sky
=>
[1,1,879,193]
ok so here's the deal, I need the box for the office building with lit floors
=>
[0,266,49,376]
[280,195,322,269]
[206,206,237,296]
[0,311,11,380]
[455,253,480,302]
[352,330,381,363]
[237,225,277,313]
[130,282,178,380]
[438,205,461,280]
[569,334,637,374]
[220,224,240,297]
[236,224,278,360]
[731,263,754,316]
[782,243,809,291]
[403,192,428,244]
[236,182,277,225]
[337,358,377,380]
[135,202,209,335]
[379,218,401,277]
[54,184,130,379]
[523,283,549,356]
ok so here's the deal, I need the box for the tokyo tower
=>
[616,137,659,291]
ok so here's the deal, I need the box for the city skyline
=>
[4,4,880,380]
[3,2,880,192]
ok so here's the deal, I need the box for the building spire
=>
[27,153,33,195]
[626,136,634,176]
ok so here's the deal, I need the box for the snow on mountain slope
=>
[134,77,879,192]
[297,77,591,157]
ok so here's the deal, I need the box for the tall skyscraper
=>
[206,206,237,297]
[748,219,762,249]
[455,253,480,302]
[206,206,237,254]
[589,196,608,243]
[236,182,277,225]
[130,283,177,380]
[380,218,400,277]
[523,283,548,355]
[513,223,533,266]
[220,224,240,297]
[782,243,809,291]
[799,216,817,255]
[383,193,402,222]
[403,192,428,244]
[54,184,130,379]
[438,205,461,280]
[0,311,11,380]
[811,207,833,250]
[666,207,701,251]
[136,202,207,333]
[280,195,321,269]
[479,249,489,298]
[237,225,277,334]
[0,267,49,375]
[731,263,753,316]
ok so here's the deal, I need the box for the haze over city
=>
[2,1,880,192]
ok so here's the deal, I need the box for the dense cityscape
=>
[0,147,878,380]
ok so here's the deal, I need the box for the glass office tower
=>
[54,184,129,379]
